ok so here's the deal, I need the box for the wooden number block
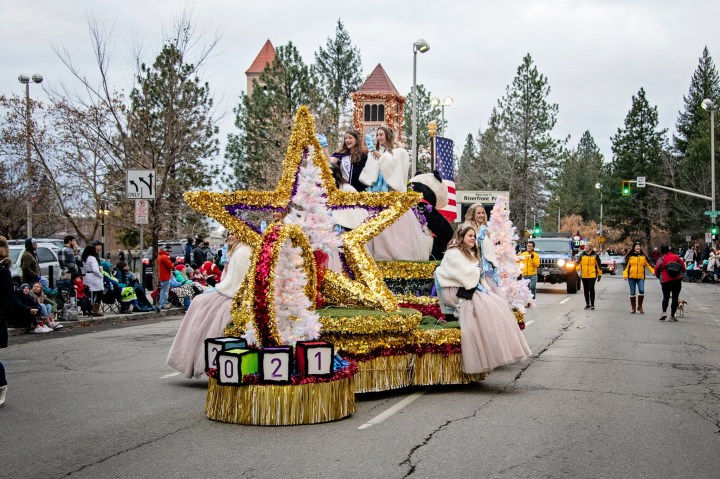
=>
[216,349,259,385]
[296,341,335,378]
[259,346,293,383]
[204,337,248,372]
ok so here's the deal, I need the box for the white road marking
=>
[358,389,428,429]
[160,372,181,379]
[560,298,570,304]
[525,320,535,326]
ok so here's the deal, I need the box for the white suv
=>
[9,243,62,285]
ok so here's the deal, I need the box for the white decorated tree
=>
[487,196,535,313]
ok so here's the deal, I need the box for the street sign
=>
[704,210,720,216]
[598,236,606,244]
[636,176,646,188]
[705,233,712,243]
[135,199,149,225]
[686,235,692,242]
[126,169,156,199]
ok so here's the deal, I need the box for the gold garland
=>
[377,261,439,280]
[322,329,463,356]
[318,307,421,335]
[205,377,355,425]
[394,294,440,306]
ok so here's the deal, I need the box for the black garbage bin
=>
[142,264,154,291]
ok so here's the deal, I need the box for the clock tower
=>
[351,64,406,144]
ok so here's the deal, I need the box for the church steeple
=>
[351,64,406,142]
[245,40,276,96]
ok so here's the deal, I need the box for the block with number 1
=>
[295,341,334,378]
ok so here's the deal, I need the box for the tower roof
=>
[246,40,276,74]
[357,64,400,95]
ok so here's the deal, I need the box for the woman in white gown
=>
[435,225,531,374]
[166,232,252,379]
[361,126,431,261]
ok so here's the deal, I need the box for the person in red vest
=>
[654,245,686,322]
[157,245,174,309]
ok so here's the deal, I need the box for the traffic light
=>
[533,223,542,236]
[711,225,718,235]
[621,180,631,196]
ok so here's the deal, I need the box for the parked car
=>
[8,238,65,249]
[142,240,188,265]
[9,243,62,285]
[599,253,617,275]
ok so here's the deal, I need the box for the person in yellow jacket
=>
[622,241,655,314]
[518,241,541,299]
[576,243,602,310]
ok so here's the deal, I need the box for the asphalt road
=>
[1,275,719,479]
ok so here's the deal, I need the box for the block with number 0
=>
[204,337,248,372]
[259,346,294,383]
[295,341,335,378]
[216,348,259,385]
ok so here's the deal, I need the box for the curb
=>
[8,307,184,336]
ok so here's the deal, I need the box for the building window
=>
[371,104,378,121]
[364,104,371,122]
[378,104,385,121]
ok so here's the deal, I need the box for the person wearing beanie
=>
[655,245,686,321]
[623,242,655,314]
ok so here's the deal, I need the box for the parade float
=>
[183,107,529,426]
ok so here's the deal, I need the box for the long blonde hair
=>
[447,225,480,262]
[464,203,487,230]
[374,126,395,153]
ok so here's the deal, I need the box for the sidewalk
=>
[8,306,185,337]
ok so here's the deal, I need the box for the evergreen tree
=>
[402,84,443,168]
[548,131,604,223]
[473,108,508,190]
[225,42,319,190]
[127,33,219,261]
[670,47,720,238]
[314,19,363,148]
[496,54,563,230]
[457,133,480,189]
[606,88,668,243]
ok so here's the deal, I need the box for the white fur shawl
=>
[216,244,252,298]
[435,248,481,289]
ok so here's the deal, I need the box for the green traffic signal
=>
[533,224,542,235]
[712,225,718,235]
[621,180,631,196]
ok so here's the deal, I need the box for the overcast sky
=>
[3,0,720,169]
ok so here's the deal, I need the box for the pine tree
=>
[548,131,604,223]
[606,88,668,243]
[314,19,363,148]
[670,47,720,238]
[457,133,480,189]
[473,108,508,191]
[402,84,443,166]
[496,54,563,230]
[127,33,219,264]
[225,42,319,191]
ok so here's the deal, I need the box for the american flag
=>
[434,136,457,222]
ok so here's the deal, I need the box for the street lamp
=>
[430,96,453,136]
[595,183,603,248]
[411,39,430,177]
[99,200,110,259]
[18,73,43,238]
[702,98,715,236]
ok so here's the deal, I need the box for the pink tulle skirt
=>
[440,286,531,374]
[166,291,233,379]
[366,210,431,261]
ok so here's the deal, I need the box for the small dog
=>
[677,299,688,317]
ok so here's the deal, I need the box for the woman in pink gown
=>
[435,225,531,374]
[166,232,252,378]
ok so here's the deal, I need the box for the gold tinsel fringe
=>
[376,261,439,280]
[205,377,356,426]
[412,353,485,386]
[353,355,415,393]
[318,309,421,335]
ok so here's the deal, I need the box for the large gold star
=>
[184,106,420,313]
